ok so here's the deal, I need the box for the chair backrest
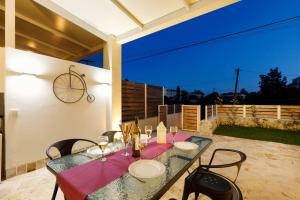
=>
[200,148,247,182]
[102,131,118,143]
[46,138,98,160]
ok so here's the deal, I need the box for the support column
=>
[5,0,15,48]
[205,106,207,121]
[2,0,15,179]
[103,36,122,130]
[277,105,281,120]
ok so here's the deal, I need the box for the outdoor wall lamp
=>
[20,72,38,77]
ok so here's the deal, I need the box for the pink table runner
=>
[57,133,191,200]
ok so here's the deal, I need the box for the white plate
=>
[87,145,111,156]
[174,141,198,151]
[128,160,165,180]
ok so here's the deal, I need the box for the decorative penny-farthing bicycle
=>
[53,65,95,103]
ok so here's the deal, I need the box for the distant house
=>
[221,92,246,101]
[164,88,177,98]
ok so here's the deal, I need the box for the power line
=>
[123,16,300,63]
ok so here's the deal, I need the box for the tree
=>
[259,67,287,104]
[204,92,220,105]
[240,88,248,95]
[286,77,300,104]
[175,85,181,103]
[180,90,189,104]
[191,90,204,97]
[289,77,300,89]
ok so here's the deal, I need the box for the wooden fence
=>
[216,105,300,120]
[179,104,300,133]
[158,105,168,126]
[158,104,182,127]
[147,85,163,118]
[122,80,163,122]
[182,105,200,131]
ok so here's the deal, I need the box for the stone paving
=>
[1,135,300,200]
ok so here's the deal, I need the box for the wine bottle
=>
[132,117,141,157]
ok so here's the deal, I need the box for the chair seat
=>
[196,170,232,194]
[182,149,246,200]
[191,170,233,200]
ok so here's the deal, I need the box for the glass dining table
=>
[47,135,212,200]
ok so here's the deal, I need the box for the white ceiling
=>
[119,0,186,24]
[38,0,240,43]
[51,0,188,35]
[51,0,139,35]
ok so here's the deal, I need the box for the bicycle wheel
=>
[53,73,85,103]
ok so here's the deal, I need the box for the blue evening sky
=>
[121,0,300,94]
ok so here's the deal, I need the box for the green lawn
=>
[214,125,300,146]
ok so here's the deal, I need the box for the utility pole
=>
[234,68,240,98]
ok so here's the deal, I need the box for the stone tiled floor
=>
[1,135,300,200]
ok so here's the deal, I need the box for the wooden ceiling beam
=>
[0,4,93,50]
[0,25,77,57]
[68,43,104,62]
[33,0,110,41]
[111,0,144,29]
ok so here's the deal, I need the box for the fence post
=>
[181,105,184,129]
[205,105,207,121]
[173,104,175,114]
[145,84,147,119]
[162,87,165,105]
[277,105,281,120]
[243,105,246,118]
[197,105,200,132]
[216,105,218,117]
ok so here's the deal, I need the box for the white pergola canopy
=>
[34,0,239,44]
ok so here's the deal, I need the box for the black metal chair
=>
[182,148,247,200]
[102,131,119,143]
[46,138,98,200]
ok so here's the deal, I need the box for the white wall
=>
[5,48,111,169]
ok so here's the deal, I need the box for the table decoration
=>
[157,122,167,144]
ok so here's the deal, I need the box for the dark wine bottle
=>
[132,117,141,157]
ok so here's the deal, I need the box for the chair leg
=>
[198,157,201,166]
[195,192,199,199]
[182,181,191,200]
[51,183,58,200]
[182,180,192,200]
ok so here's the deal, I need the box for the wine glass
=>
[120,124,132,156]
[145,125,153,142]
[139,134,148,159]
[98,135,109,162]
[170,126,178,144]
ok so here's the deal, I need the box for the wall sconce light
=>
[20,72,38,77]
[98,82,111,85]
